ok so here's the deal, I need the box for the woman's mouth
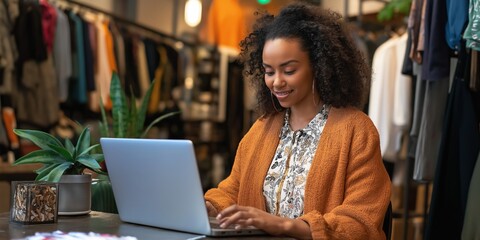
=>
[273,90,293,99]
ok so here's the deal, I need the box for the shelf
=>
[0,163,40,182]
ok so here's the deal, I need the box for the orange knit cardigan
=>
[204,107,391,240]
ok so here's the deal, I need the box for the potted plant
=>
[13,127,104,215]
[98,72,179,139]
[91,72,179,213]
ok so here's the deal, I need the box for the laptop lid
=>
[100,138,265,237]
[100,138,212,235]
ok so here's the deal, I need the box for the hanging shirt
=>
[148,45,167,113]
[104,20,117,72]
[407,0,426,64]
[53,6,71,102]
[204,0,248,51]
[69,12,87,104]
[369,34,412,161]
[421,0,451,81]
[109,22,126,83]
[463,0,480,50]
[94,15,112,110]
[0,0,17,95]
[40,0,57,53]
[445,0,469,51]
[263,105,330,218]
[136,37,150,98]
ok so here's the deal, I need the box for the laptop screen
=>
[100,138,212,235]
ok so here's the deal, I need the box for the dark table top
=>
[0,211,292,240]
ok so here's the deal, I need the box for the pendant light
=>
[185,0,202,27]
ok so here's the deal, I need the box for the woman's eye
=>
[285,70,296,75]
[265,72,275,76]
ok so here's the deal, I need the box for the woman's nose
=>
[272,75,284,88]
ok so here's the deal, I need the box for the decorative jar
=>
[10,181,58,224]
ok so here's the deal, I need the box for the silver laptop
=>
[100,138,266,237]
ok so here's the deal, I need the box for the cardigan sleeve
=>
[204,115,282,212]
[300,113,391,240]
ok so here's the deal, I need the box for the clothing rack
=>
[404,156,430,240]
[345,1,430,239]
[59,0,195,47]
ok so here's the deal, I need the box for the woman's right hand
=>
[205,201,218,217]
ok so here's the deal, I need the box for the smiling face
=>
[262,38,318,113]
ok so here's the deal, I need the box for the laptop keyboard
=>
[209,217,238,229]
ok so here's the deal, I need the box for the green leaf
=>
[377,0,411,22]
[47,143,74,162]
[35,164,52,174]
[35,164,61,180]
[99,121,109,138]
[398,0,412,14]
[76,127,91,156]
[141,111,180,138]
[78,143,101,156]
[110,72,129,138]
[77,155,102,170]
[37,162,72,182]
[137,79,156,136]
[128,89,138,138]
[65,138,75,156]
[89,153,105,163]
[99,93,110,137]
[14,150,65,165]
[377,5,393,22]
[13,129,63,151]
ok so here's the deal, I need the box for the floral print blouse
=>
[263,104,330,218]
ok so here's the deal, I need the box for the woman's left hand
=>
[216,204,286,236]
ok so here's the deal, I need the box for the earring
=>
[312,80,319,106]
[270,92,282,113]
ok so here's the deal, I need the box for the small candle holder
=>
[10,181,59,224]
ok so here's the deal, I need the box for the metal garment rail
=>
[56,0,196,47]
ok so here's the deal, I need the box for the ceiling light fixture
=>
[185,0,202,27]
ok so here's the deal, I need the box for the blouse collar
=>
[279,104,331,139]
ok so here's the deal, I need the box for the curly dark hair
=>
[239,2,371,116]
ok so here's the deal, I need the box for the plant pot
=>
[58,174,92,215]
[91,175,118,214]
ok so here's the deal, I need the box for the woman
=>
[204,2,391,239]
